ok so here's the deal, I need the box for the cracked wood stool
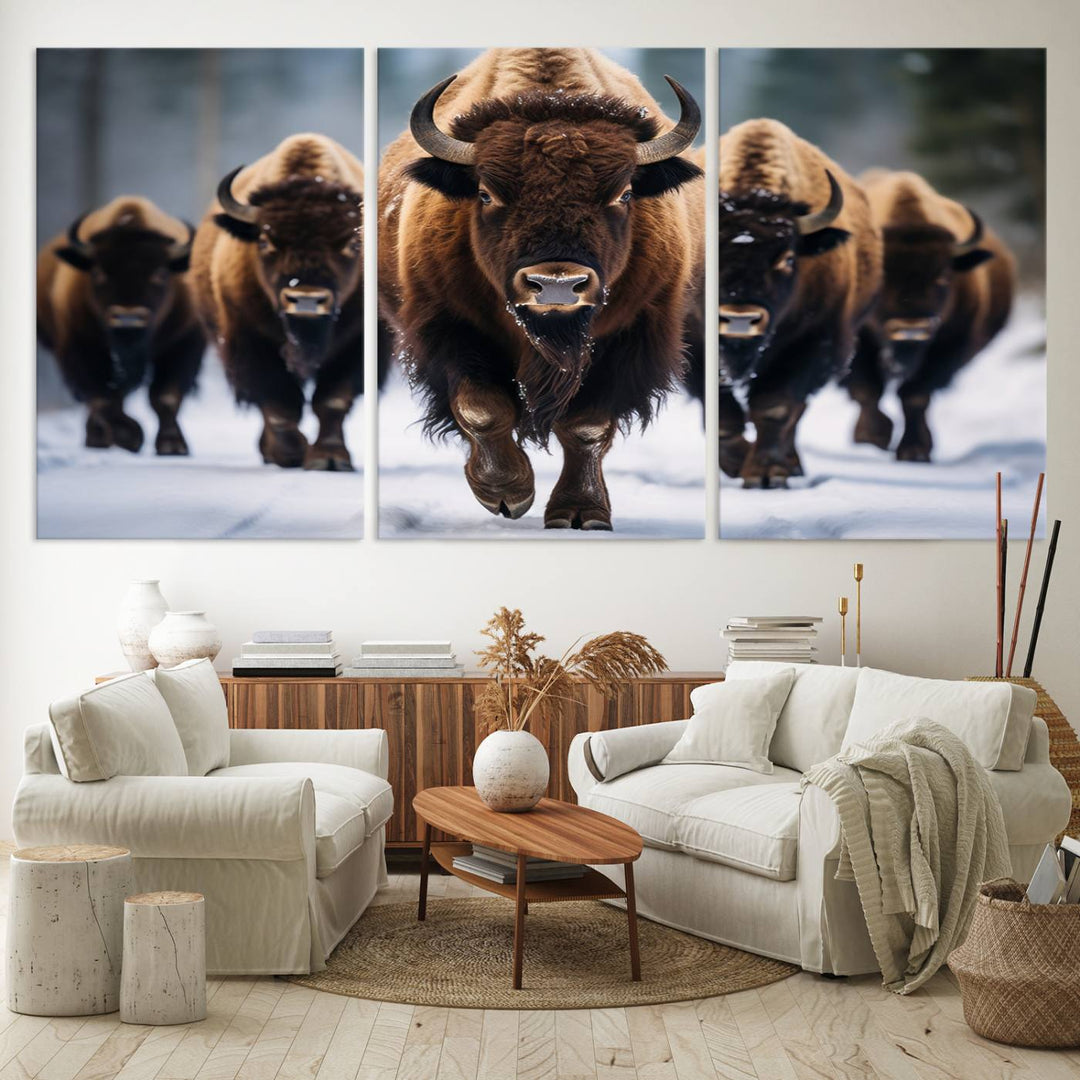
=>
[7,844,133,1015]
[120,891,207,1025]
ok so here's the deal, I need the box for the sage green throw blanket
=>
[803,718,1011,994]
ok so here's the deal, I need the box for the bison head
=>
[877,212,993,377]
[213,172,363,381]
[55,214,193,389]
[717,175,848,383]
[404,75,700,436]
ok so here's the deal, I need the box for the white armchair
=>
[13,680,392,975]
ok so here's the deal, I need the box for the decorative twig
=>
[1024,519,1061,678]
[1006,472,1045,676]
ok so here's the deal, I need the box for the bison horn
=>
[410,75,476,166]
[953,208,985,254]
[636,76,701,165]
[168,220,196,262]
[65,212,94,257]
[217,166,259,225]
[796,170,844,235]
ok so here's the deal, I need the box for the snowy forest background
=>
[719,49,1046,538]
[36,50,367,538]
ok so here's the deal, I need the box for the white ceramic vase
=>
[116,580,169,671]
[148,611,222,669]
[472,729,550,812]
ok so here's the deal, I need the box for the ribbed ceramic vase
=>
[472,729,550,812]
[148,611,222,669]
[116,580,169,671]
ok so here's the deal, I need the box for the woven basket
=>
[949,879,1080,1047]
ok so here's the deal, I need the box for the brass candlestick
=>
[853,563,864,668]
[838,596,849,667]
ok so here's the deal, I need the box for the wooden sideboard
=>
[220,671,720,849]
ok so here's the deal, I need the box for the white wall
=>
[2,0,1078,836]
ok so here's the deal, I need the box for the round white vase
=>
[148,611,222,669]
[116,580,169,672]
[472,729,550,812]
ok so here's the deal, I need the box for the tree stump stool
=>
[120,891,207,1025]
[7,844,132,1015]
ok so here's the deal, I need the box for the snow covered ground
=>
[720,298,1047,539]
[378,372,706,539]
[36,299,1044,541]
[37,360,365,539]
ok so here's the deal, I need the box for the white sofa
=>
[568,663,1072,976]
[12,661,392,975]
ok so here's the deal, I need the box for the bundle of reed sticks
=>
[995,471,1060,678]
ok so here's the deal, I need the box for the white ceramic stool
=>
[7,844,132,1015]
[120,891,207,1025]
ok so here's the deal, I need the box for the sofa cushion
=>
[725,661,858,772]
[583,762,802,852]
[48,672,187,781]
[150,659,230,775]
[678,783,802,881]
[311,792,369,877]
[211,762,394,839]
[843,668,1036,771]
[663,671,794,774]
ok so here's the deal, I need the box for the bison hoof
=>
[719,435,751,479]
[477,491,535,519]
[260,425,308,468]
[854,409,894,450]
[85,414,114,449]
[304,444,354,472]
[465,451,535,520]
[896,442,932,463]
[786,452,804,478]
[741,464,790,490]
[109,415,145,453]
[544,505,613,531]
[156,429,189,456]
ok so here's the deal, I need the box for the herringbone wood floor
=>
[0,854,1077,1080]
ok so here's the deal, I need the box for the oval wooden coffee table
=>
[413,786,644,990]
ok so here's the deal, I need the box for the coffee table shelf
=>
[430,842,627,903]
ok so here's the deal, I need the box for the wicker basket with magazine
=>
[949,879,1080,1048]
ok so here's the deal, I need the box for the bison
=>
[843,169,1015,461]
[191,134,368,470]
[37,195,204,454]
[378,48,704,530]
[698,118,882,488]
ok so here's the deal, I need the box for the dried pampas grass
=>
[475,607,666,734]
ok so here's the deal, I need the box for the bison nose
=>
[884,316,938,343]
[105,305,152,330]
[719,304,770,338]
[279,286,336,318]
[511,262,602,310]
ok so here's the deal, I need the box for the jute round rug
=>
[287,898,797,1009]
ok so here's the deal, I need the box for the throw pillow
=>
[150,658,231,775]
[48,671,188,781]
[663,670,795,774]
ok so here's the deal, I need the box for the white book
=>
[342,666,464,679]
[1059,835,1080,859]
[252,630,332,644]
[1027,844,1067,904]
[360,640,453,657]
[727,616,823,626]
[348,655,459,667]
[241,641,337,656]
[723,628,819,640]
[231,654,341,668]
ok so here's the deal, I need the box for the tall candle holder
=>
[853,563,864,667]
[838,596,849,667]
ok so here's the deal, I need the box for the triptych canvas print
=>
[35,48,1045,540]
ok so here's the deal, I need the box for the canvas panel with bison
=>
[376,48,708,539]
[715,48,1045,540]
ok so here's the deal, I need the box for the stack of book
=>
[232,631,341,677]
[452,844,587,885]
[723,616,822,665]
[1027,836,1080,904]
[343,640,464,678]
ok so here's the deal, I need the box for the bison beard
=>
[281,315,336,382]
[513,307,595,442]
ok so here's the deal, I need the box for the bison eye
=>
[615,188,633,206]
[342,236,361,258]
[257,235,276,255]
[150,268,169,286]
[478,189,493,206]
[775,251,796,274]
